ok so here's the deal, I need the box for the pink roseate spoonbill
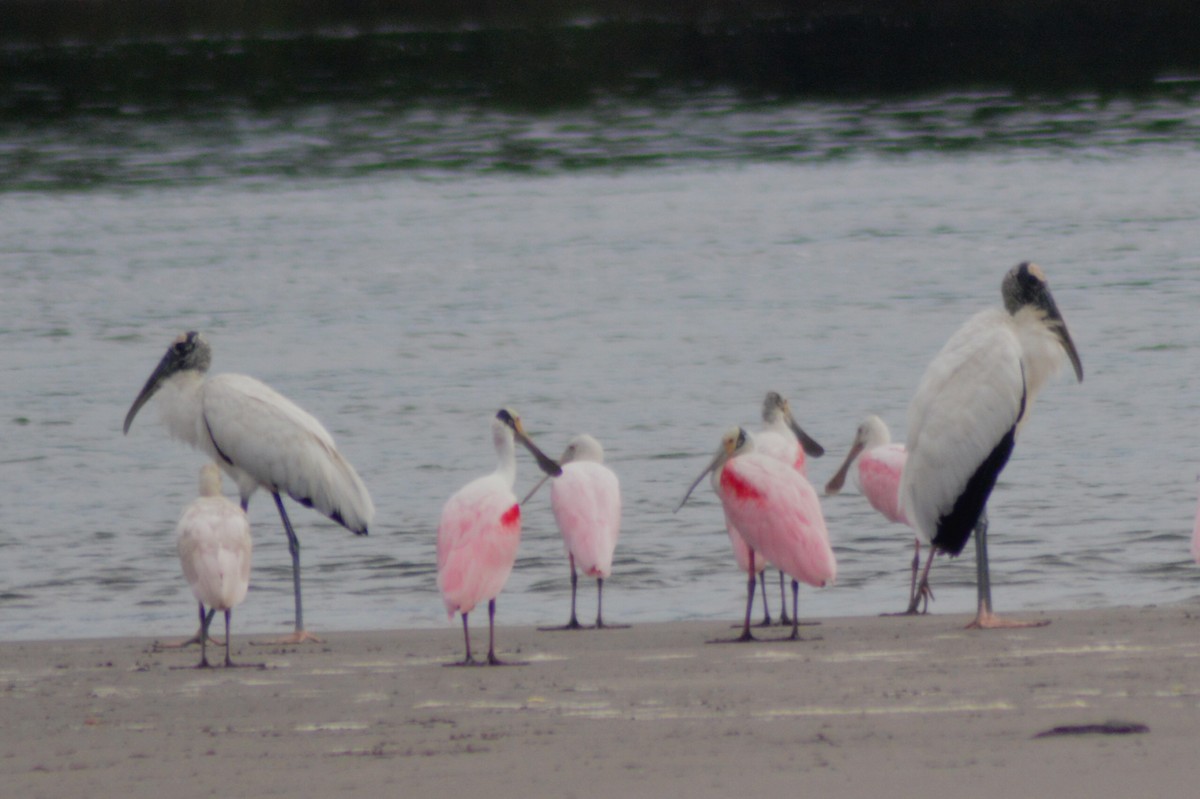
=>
[677,427,836,642]
[123,331,374,645]
[523,434,625,630]
[825,415,931,614]
[899,263,1083,630]
[438,409,562,666]
[175,463,253,668]
[752,391,825,625]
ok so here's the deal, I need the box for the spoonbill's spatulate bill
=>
[899,263,1083,629]
[525,433,623,630]
[124,331,374,644]
[437,409,562,665]
[176,463,252,668]
[678,427,836,642]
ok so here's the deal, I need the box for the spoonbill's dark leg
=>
[197,606,216,668]
[223,609,235,667]
[777,571,792,626]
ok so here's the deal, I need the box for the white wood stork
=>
[176,463,253,667]
[899,263,1082,629]
[124,331,374,643]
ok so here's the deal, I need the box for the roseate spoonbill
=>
[123,331,373,644]
[899,263,1082,629]
[523,433,624,630]
[824,415,930,614]
[438,409,562,665]
[750,391,825,625]
[175,463,253,668]
[677,427,836,641]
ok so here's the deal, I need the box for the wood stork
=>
[437,409,562,665]
[124,331,374,644]
[750,391,824,625]
[824,415,929,614]
[523,433,624,630]
[677,427,836,641]
[899,263,1083,629]
[175,463,253,668]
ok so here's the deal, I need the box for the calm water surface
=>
[2,91,1200,640]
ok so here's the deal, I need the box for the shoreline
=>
[4,604,1200,796]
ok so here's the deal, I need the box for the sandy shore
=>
[3,606,1200,797]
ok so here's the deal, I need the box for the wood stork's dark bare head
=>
[1002,263,1084,383]
[496,408,562,478]
[123,331,212,434]
[762,390,824,458]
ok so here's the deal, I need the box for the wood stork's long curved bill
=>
[123,333,210,434]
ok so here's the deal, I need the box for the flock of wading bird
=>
[123,262,1084,668]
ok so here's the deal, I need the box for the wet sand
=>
[3,605,1200,798]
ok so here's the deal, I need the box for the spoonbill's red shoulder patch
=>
[500,504,520,528]
[721,468,765,503]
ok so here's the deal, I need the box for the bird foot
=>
[707,629,758,644]
[254,630,324,646]
[485,652,528,666]
[153,633,223,651]
[537,619,586,631]
[966,610,1050,630]
[594,622,630,630]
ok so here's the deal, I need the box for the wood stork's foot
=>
[254,630,324,645]
[966,609,1050,630]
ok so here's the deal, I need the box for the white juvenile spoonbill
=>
[523,433,623,630]
[437,409,562,665]
[824,415,929,614]
[124,331,374,644]
[899,263,1082,629]
[176,463,253,668]
[678,427,836,641]
[746,391,825,625]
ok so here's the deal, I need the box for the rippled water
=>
[2,90,1200,641]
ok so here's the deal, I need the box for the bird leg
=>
[223,609,235,667]
[260,493,323,645]
[566,556,582,629]
[966,512,1048,630]
[485,598,526,665]
[196,607,216,668]
[787,579,802,640]
[777,571,792,627]
[754,570,773,627]
[901,540,935,615]
[537,556,587,631]
[594,577,630,630]
[155,602,224,650]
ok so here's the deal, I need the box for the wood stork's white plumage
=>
[437,409,562,666]
[742,391,824,625]
[825,415,930,614]
[899,263,1083,629]
[176,463,253,668]
[678,427,836,641]
[124,331,374,643]
[524,433,624,630]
